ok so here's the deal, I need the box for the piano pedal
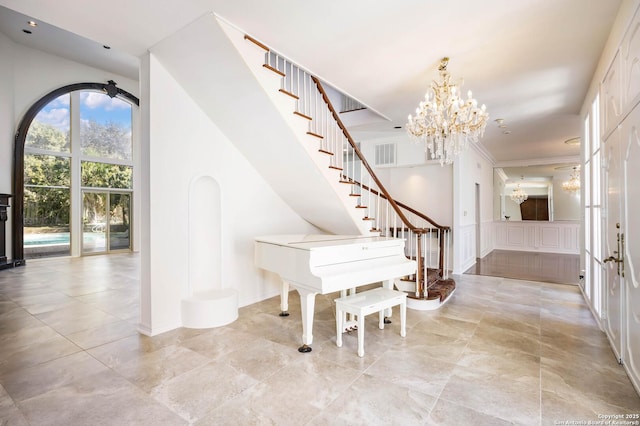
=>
[279,311,290,317]
[298,344,312,353]
[342,320,358,334]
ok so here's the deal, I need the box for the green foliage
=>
[25,121,70,152]
[24,187,70,226]
[81,162,132,189]
[24,118,132,228]
[81,120,131,160]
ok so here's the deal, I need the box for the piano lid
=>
[255,234,403,250]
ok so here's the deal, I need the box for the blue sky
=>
[35,91,132,132]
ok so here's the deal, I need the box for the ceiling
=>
[0,0,623,178]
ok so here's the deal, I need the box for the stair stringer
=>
[149,13,371,235]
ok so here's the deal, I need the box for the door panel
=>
[622,106,640,392]
[604,127,623,361]
[82,191,131,254]
[109,193,131,251]
[82,192,107,254]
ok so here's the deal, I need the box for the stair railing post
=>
[415,232,424,298]
[438,228,446,279]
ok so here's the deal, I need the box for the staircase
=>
[237,32,455,309]
[151,13,454,309]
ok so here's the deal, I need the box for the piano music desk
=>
[335,287,407,357]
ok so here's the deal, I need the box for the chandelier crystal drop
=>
[562,167,581,193]
[510,183,528,205]
[406,57,489,166]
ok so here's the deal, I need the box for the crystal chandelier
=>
[562,167,581,192]
[510,183,528,205]
[406,57,489,165]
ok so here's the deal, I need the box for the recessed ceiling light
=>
[564,137,580,145]
[498,124,506,128]
[494,118,504,124]
[27,20,37,27]
[22,29,32,34]
[503,130,511,135]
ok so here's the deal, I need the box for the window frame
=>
[13,82,139,262]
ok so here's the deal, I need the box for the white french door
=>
[603,127,623,362]
[602,103,640,392]
[619,105,640,391]
[82,190,131,254]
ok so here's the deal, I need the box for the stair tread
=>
[263,63,285,77]
[279,89,299,99]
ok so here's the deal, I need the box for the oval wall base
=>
[181,288,238,328]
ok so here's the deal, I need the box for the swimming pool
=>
[24,232,104,246]
[24,232,71,246]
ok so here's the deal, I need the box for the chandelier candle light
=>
[406,57,489,165]
[562,167,581,193]
[510,184,528,205]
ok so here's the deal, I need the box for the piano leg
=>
[279,280,290,317]
[296,288,317,353]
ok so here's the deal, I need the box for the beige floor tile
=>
[310,374,436,425]
[110,344,212,392]
[150,361,259,423]
[17,370,187,426]
[365,347,458,397]
[0,384,29,426]
[426,398,517,426]
[439,365,540,425]
[1,253,639,424]
[1,351,109,402]
[469,322,541,356]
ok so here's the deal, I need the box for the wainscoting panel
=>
[493,221,579,254]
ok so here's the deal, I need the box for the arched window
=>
[13,82,139,262]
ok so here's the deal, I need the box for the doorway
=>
[82,191,131,254]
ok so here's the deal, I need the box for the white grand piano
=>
[255,234,416,352]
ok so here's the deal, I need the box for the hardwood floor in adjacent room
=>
[464,249,581,285]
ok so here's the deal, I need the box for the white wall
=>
[140,54,320,335]
[361,136,453,227]
[552,176,581,221]
[453,144,495,273]
[0,32,14,259]
[380,164,453,227]
[362,135,494,273]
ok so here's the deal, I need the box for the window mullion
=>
[70,92,82,257]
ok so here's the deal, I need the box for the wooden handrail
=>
[345,178,450,279]
[346,178,450,231]
[244,34,269,51]
[311,77,424,235]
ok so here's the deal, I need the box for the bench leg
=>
[336,306,343,348]
[357,314,365,357]
[378,310,385,329]
[400,300,406,338]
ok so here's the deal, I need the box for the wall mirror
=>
[493,163,581,222]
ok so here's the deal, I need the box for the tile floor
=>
[1,253,639,425]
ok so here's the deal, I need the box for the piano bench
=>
[335,287,407,357]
